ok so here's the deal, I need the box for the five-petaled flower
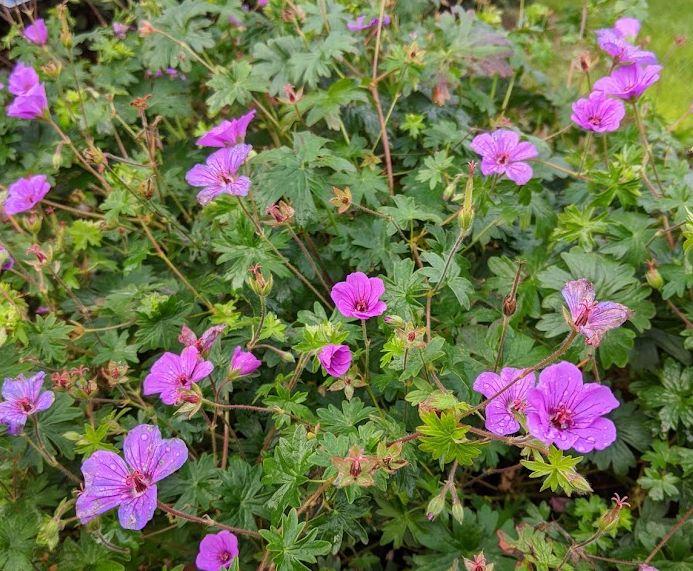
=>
[196,530,239,571]
[3,175,52,216]
[331,272,387,320]
[473,367,536,436]
[230,346,261,378]
[562,278,630,347]
[76,424,188,530]
[186,144,252,205]
[143,346,214,405]
[23,19,48,45]
[318,344,352,377]
[196,110,255,147]
[571,91,626,133]
[0,372,54,435]
[526,361,619,453]
[470,129,538,185]
[593,63,662,100]
[179,324,225,355]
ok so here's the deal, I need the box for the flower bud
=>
[36,515,61,551]
[451,499,465,524]
[426,493,445,521]
[458,162,475,233]
[384,315,405,328]
[502,293,517,317]
[248,264,273,297]
[645,263,663,290]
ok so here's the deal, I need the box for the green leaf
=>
[69,220,103,251]
[317,398,375,435]
[26,315,73,365]
[163,454,221,511]
[300,78,368,130]
[260,509,331,571]
[206,61,268,113]
[638,467,680,501]
[521,446,591,496]
[93,330,139,365]
[0,512,37,570]
[36,393,82,460]
[417,411,482,466]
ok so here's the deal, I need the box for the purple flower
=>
[179,324,225,354]
[526,361,619,453]
[8,63,40,96]
[473,368,536,435]
[593,64,662,100]
[196,530,239,571]
[318,344,352,377]
[595,30,657,65]
[185,144,252,205]
[230,346,261,377]
[143,346,214,405]
[112,22,129,39]
[331,272,387,320]
[570,91,625,133]
[76,424,187,530]
[0,372,54,435]
[4,175,52,216]
[470,129,538,185]
[23,19,48,45]
[0,244,14,271]
[196,110,256,147]
[347,15,390,32]
[7,82,48,120]
[613,17,640,40]
[562,279,630,347]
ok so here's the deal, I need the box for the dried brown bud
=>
[130,94,151,114]
[432,77,450,107]
[502,294,517,317]
[266,200,295,225]
[579,52,592,73]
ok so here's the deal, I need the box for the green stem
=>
[431,230,466,296]
[361,319,381,412]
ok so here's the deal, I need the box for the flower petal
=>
[117,485,157,530]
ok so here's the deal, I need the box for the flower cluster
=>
[572,17,661,133]
[186,111,255,205]
[6,62,48,120]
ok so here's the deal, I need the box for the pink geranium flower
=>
[185,144,252,205]
[3,175,52,215]
[562,279,631,347]
[178,324,225,354]
[571,91,625,133]
[76,424,187,530]
[470,129,538,185]
[613,17,640,40]
[229,346,261,377]
[196,110,255,147]
[331,272,387,320]
[8,63,40,96]
[473,367,536,436]
[7,83,48,120]
[196,530,239,571]
[526,361,619,453]
[595,30,657,66]
[0,372,54,435]
[143,346,214,405]
[593,64,662,100]
[23,19,48,45]
[318,344,352,377]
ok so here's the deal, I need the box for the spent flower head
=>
[76,424,187,529]
[178,324,225,355]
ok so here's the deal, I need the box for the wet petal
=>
[117,485,157,530]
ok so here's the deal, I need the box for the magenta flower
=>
[331,272,387,320]
[595,30,657,65]
[179,324,225,354]
[347,15,391,32]
[196,110,256,147]
[4,175,52,216]
[143,346,214,405]
[571,91,625,133]
[593,64,662,100]
[230,346,261,377]
[473,368,536,436]
[112,22,129,39]
[7,82,48,120]
[8,63,40,96]
[613,17,640,40]
[76,424,187,530]
[0,244,14,271]
[23,19,48,45]
[470,129,538,185]
[196,530,239,571]
[0,372,54,435]
[526,361,619,453]
[318,344,352,377]
[562,279,630,347]
[185,144,252,205]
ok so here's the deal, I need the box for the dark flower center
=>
[550,406,574,430]
[354,299,368,312]
[125,470,150,495]
[588,115,602,127]
[574,302,593,327]
[177,373,189,386]
[17,398,35,414]
[218,172,236,185]
[510,398,526,413]
[350,458,362,478]
[218,550,231,563]
[496,152,510,166]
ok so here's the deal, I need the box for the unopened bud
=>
[248,263,273,297]
[579,52,592,73]
[451,499,465,524]
[139,20,156,36]
[502,294,517,317]
[458,163,475,232]
[566,469,592,494]
[645,263,663,290]
[384,315,405,328]
[426,494,445,521]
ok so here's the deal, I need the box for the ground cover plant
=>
[0,0,691,569]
